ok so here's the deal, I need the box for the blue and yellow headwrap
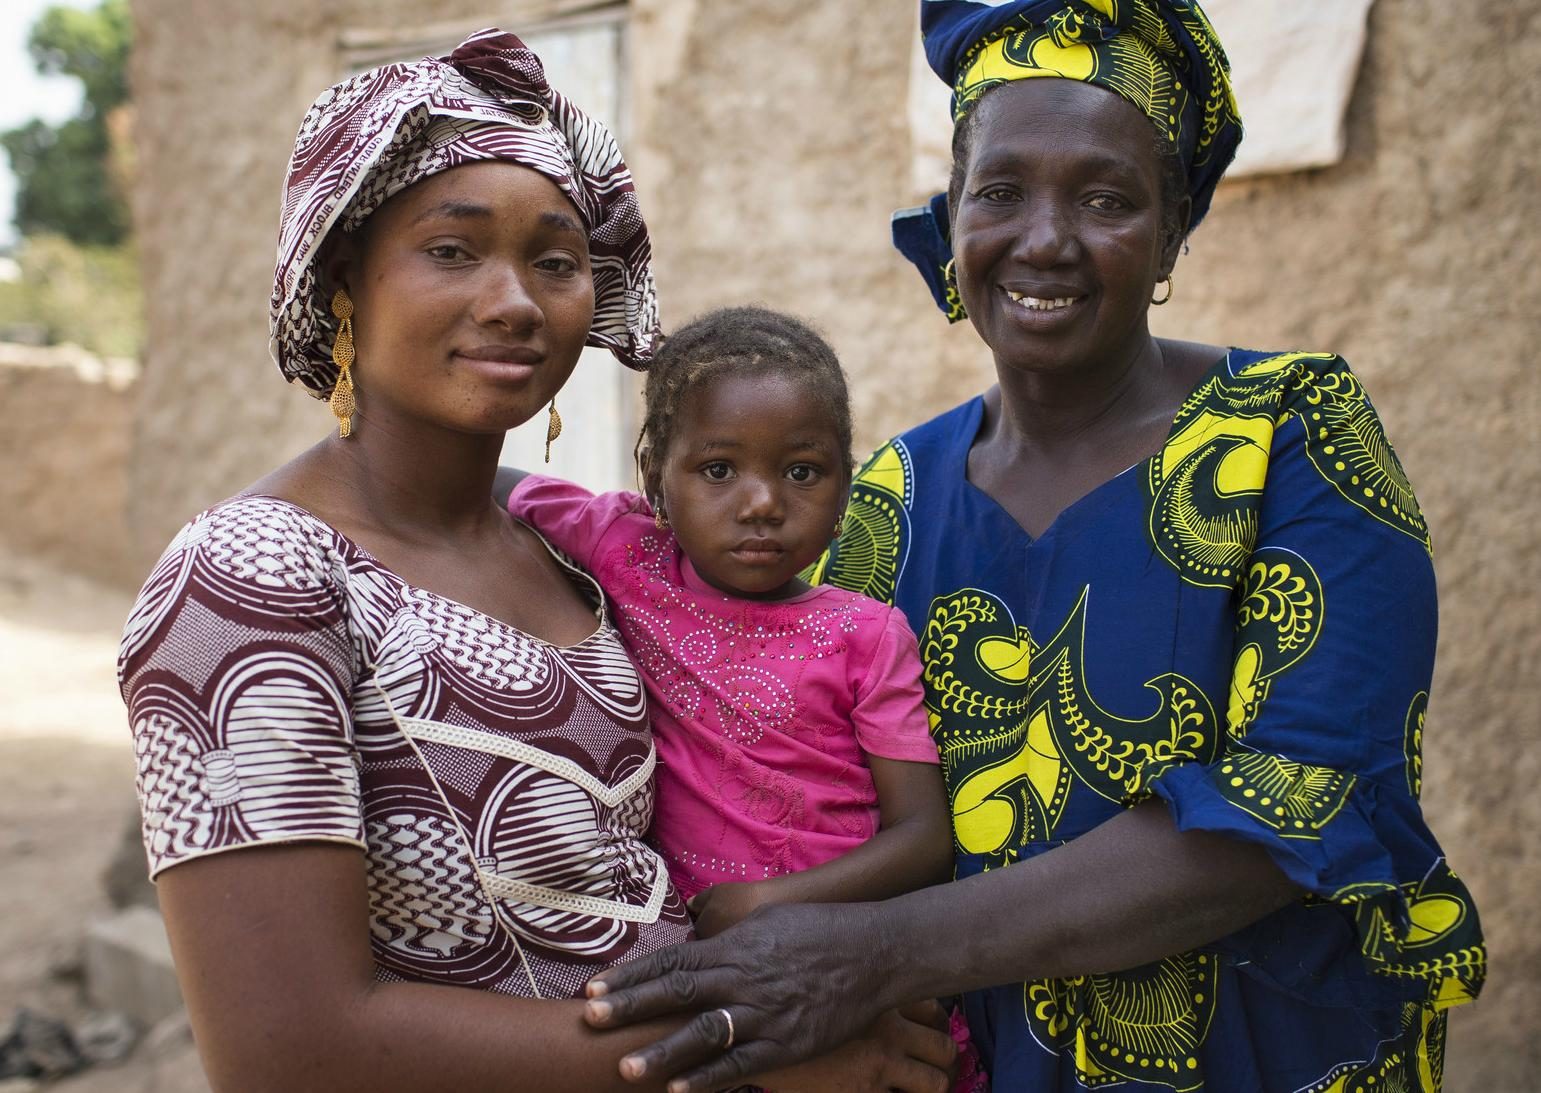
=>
[894,0,1242,320]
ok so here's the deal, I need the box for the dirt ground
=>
[0,550,209,1091]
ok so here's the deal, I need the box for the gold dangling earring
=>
[1151,274,1174,306]
[654,506,668,530]
[328,289,356,437]
[544,399,562,463]
[833,513,845,537]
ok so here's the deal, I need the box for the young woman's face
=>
[657,371,849,601]
[341,160,594,437]
[952,78,1182,378]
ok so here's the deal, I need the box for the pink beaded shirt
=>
[509,476,940,900]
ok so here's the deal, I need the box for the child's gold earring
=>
[654,509,668,530]
[328,289,356,438]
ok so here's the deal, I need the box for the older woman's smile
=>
[1004,291,1083,311]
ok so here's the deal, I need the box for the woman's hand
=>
[585,901,905,1091]
[587,801,1305,1090]
[752,1003,954,1093]
[685,881,772,939]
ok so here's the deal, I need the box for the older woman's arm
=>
[584,801,1296,1090]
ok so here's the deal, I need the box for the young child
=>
[502,306,955,939]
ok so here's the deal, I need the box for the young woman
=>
[118,30,952,1093]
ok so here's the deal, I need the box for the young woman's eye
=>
[427,243,471,262]
[786,464,821,483]
[702,462,734,481]
[537,254,580,274]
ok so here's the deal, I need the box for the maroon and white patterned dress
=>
[119,495,691,999]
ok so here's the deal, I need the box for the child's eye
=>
[702,462,734,481]
[786,464,820,483]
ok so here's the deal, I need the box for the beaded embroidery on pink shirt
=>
[615,528,863,746]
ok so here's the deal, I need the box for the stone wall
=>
[0,346,140,588]
[128,0,1538,1084]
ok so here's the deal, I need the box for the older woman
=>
[118,30,950,1092]
[583,3,1486,1091]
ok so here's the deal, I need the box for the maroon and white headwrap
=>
[270,28,659,395]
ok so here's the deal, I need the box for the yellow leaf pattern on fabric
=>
[1023,952,1219,1091]
[1278,365,1430,552]
[1405,691,1427,799]
[1213,752,1353,838]
[802,442,910,598]
[1227,547,1324,740]
[925,587,1215,860]
[1352,862,1486,1006]
[1147,388,1276,588]
[811,349,1483,1088]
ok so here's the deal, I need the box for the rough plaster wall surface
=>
[633,0,1538,1086]
[127,0,511,573]
[0,353,138,587]
[129,0,339,572]
[630,0,996,461]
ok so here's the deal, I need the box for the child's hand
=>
[687,881,774,938]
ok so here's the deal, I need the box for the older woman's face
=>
[952,79,1177,378]
[341,160,594,436]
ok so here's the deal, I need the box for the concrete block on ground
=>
[83,908,182,1028]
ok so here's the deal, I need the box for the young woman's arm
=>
[158,843,689,1093]
[688,757,951,937]
[161,843,954,1093]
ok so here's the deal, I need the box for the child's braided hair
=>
[636,306,855,512]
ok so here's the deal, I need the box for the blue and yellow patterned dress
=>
[811,349,1484,1092]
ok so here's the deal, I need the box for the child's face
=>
[657,371,849,600]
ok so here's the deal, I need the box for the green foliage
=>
[0,1,139,356]
[2,118,128,246]
[0,234,143,358]
[1,0,132,246]
[28,0,131,118]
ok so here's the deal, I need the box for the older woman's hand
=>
[585,901,921,1091]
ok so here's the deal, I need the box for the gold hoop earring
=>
[1151,275,1174,306]
[329,289,356,437]
[544,399,562,463]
